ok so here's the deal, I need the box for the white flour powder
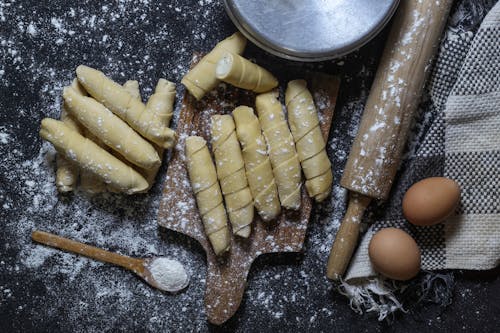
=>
[149,258,189,292]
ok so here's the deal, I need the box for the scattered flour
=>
[0,1,222,331]
[0,128,11,144]
[2,0,485,330]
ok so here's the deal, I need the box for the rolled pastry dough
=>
[255,91,302,210]
[232,106,281,221]
[40,118,148,194]
[285,80,332,202]
[56,79,85,193]
[211,115,254,237]
[61,79,107,194]
[123,80,141,101]
[145,79,175,136]
[80,128,107,194]
[185,136,230,255]
[181,32,247,100]
[63,86,160,170]
[141,79,176,188]
[76,65,176,149]
[216,53,278,93]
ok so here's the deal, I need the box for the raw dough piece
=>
[211,115,253,237]
[55,111,80,193]
[76,65,176,149]
[141,144,164,190]
[40,119,148,194]
[63,86,160,170]
[216,53,278,93]
[80,128,107,194]
[185,136,230,255]
[145,79,175,135]
[141,79,176,188]
[104,79,175,192]
[285,80,332,202]
[181,32,247,100]
[123,80,141,101]
[232,106,280,221]
[60,79,107,194]
[56,79,85,193]
[255,91,302,210]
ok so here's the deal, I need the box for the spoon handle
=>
[32,230,145,274]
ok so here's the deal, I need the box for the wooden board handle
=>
[204,257,252,325]
[326,193,371,280]
[31,230,144,273]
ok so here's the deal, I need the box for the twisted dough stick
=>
[141,79,176,188]
[145,79,175,136]
[76,65,176,149]
[104,80,142,192]
[123,80,141,101]
[56,79,84,193]
[181,32,247,100]
[63,79,107,194]
[63,86,160,170]
[80,128,107,194]
[185,136,230,255]
[40,119,148,194]
[255,91,302,210]
[285,80,332,202]
[215,53,278,93]
[232,106,281,221]
[211,115,254,237]
[101,79,175,193]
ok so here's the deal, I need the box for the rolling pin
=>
[326,0,454,280]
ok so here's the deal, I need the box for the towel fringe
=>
[337,272,455,322]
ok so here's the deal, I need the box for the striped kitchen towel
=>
[340,0,499,319]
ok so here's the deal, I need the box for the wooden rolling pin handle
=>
[326,193,371,280]
[326,0,453,281]
[31,230,144,273]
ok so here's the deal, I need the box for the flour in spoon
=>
[149,258,189,292]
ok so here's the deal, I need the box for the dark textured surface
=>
[0,1,498,332]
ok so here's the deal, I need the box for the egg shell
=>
[368,228,421,281]
[403,177,460,226]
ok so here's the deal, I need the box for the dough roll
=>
[185,136,230,255]
[76,65,176,149]
[141,79,176,188]
[216,53,278,93]
[181,32,247,100]
[62,79,107,194]
[285,80,332,202]
[211,115,254,238]
[118,79,160,191]
[40,118,148,194]
[123,80,141,101]
[232,106,281,221]
[63,86,160,170]
[80,128,107,194]
[145,79,175,133]
[103,79,175,192]
[56,79,85,193]
[255,91,302,210]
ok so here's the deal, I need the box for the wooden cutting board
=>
[158,54,340,325]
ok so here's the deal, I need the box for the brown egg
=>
[368,228,421,281]
[403,177,461,226]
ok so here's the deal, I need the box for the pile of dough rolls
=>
[182,34,333,255]
[40,66,176,195]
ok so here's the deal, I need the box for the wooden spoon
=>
[31,230,189,292]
